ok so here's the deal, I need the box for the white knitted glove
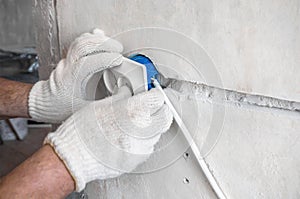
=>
[44,88,173,191]
[28,29,123,123]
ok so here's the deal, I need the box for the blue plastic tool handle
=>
[129,54,159,90]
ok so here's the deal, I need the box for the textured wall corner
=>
[33,0,60,80]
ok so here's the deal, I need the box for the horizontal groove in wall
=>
[168,79,300,114]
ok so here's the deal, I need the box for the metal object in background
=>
[0,47,39,83]
[0,47,39,143]
[0,119,28,144]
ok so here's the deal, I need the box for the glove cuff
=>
[29,81,64,123]
[44,115,121,192]
[44,117,90,191]
[28,80,86,123]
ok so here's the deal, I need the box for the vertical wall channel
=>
[34,0,60,80]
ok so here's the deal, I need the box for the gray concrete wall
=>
[34,0,300,198]
[0,0,35,49]
[55,0,300,102]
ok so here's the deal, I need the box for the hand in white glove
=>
[44,88,173,191]
[29,29,123,123]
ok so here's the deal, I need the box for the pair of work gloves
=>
[28,29,173,191]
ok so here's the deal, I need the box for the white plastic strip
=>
[152,79,226,199]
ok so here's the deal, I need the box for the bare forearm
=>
[0,145,75,198]
[0,78,33,118]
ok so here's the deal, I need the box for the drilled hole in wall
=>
[183,152,189,159]
[183,177,190,184]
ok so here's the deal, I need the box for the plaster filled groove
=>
[168,79,300,113]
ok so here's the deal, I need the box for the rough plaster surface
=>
[54,0,300,102]
[169,79,300,113]
[0,0,35,49]
[205,105,300,198]
[169,80,300,198]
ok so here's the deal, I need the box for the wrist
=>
[0,145,75,198]
[0,78,33,118]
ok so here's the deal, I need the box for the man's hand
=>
[29,29,123,123]
[0,88,173,197]
[45,88,173,191]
